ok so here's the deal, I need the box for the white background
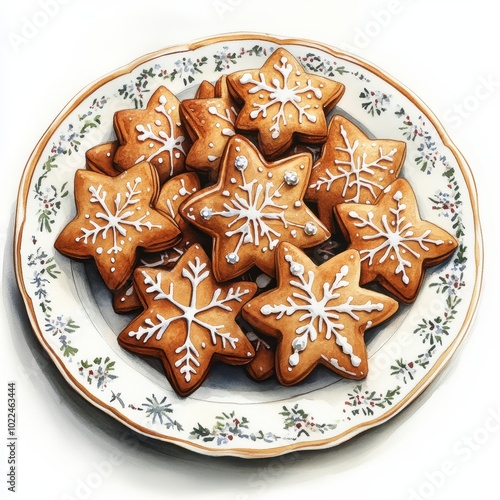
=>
[1,1,498,499]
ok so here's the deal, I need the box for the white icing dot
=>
[200,207,213,220]
[226,252,239,264]
[283,171,299,186]
[289,352,300,367]
[96,247,103,254]
[292,336,307,352]
[234,155,248,170]
[304,222,318,236]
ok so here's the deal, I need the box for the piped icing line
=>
[348,189,445,285]
[198,154,318,265]
[76,177,161,255]
[128,255,251,383]
[134,92,187,175]
[260,252,384,370]
[239,54,323,140]
[310,123,399,202]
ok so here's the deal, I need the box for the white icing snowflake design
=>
[200,155,317,265]
[128,256,251,382]
[310,124,399,202]
[239,55,323,139]
[348,189,445,285]
[76,176,161,254]
[135,93,187,175]
[260,254,384,373]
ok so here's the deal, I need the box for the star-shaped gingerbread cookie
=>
[180,75,239,177]
[113,86,190,183]
[334,178,458,302]
[180,135,330,282]
[54,162,181,290]
[227,48,345,158]
[242,243,398,385]
[117,244,257,396]
[306,114,406,232]
[85,141,120,176]
[112,172,205,313]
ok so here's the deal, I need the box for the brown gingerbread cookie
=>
[334,178,459,302]
[306,114,406,232]
[180,135,330,282]
[242,243,399,386]
[244,330,276,381]
[180,75,239,177]
[113,86,190,183]
[85,141,121,176]
[54,161,181,290]
[227,48,345,158]
[195,80,216,99]
[117,244,257,397]
[113,172,204,313]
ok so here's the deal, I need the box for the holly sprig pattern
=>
[77,356,118,390]
[189,403,337,444]
[344,385,401,418]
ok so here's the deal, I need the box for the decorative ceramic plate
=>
[14,33,482,458]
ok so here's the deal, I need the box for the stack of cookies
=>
[55,48,457,396]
